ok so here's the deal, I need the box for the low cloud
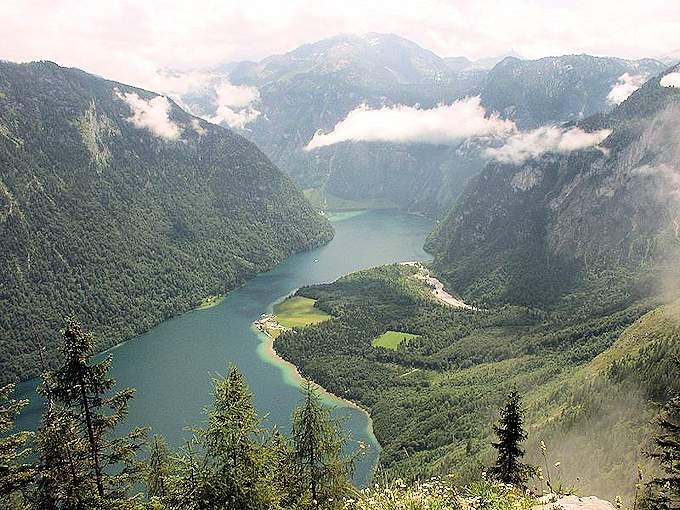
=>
[607,73,648,104]
[191,119,207,136]
[632,163,680,200]
[151,70,261,129]
[660,72,680,88]
[116,91,182,140]
[206,82,261,129]
[484,126,612,164]
[304,96,515,151]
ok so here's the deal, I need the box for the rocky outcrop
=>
[531,495,616,510]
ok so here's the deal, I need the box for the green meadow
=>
[371,330,419,350]
[273,296,331,328]
[197,294,224,310]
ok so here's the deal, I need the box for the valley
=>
[2,10,680,508]
[13,209,435,487]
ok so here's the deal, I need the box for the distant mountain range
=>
[0,61,332,383]
[171,34,668,216]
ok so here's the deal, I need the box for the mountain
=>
[271,69,680,499]
[228,33,458,89]
[471,50,524,70]
[181,33,489,215]
[428,65,680,309]
[179,37,666,217]
[479,54,666,128]
[0,60,333,383]
[658,49,680,65]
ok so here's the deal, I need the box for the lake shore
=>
[253,323,380,453]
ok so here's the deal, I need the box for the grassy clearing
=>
[196,295,224,310]
[273,296,331,328]
[372,330,419,350]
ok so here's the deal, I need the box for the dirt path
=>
[401,262,478,310]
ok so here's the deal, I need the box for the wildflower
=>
[540,440,547,454]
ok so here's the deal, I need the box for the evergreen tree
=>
[164,367,276,510]
[291,382,353,509]
[146,436,172,500]
[0,384,34,509]
[489,390,532,487]
[37,316,147,508]
[33,405,96,509]
[203,367,260,478]
[644,395,680,509]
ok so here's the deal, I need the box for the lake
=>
[14,209,434,485]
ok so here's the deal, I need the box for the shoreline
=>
[253,323,381,456]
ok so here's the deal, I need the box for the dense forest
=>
[275,264,680,503]
[2,317,677,509]
[0,61,333,384]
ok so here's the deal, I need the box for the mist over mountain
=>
[428,65,680,308]
[478,54,666,128]
[170,34,667,216]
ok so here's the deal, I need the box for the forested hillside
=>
[274,265,679,503]
[0,60,333,384]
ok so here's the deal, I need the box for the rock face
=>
[428,66,680,307]
[479,55,665,129]
[0,60,333,383]
[531,495,616,510]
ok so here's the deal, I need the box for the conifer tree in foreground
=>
[291,382,354,510]
[36,316,147,509]
[643,395,680,510]
[202,366,272,509]
[0,384,34,508]
[164,366,284,510]
[489,389,532,488]
[146,435,172,500]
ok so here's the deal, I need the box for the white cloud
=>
[146,70,261,129]
[191,119,207,136]
[207,82,261,129]
[660,72,680,88]
[305,96,515,150]
[632,163,680,201]
[484,126,612,164]
[116,91,182,140]
[607,73,648,104]
[3,0,680,78]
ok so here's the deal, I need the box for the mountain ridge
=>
[0,60,333,384]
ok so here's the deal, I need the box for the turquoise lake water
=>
[14,209,434,485]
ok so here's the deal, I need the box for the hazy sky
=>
[4,0,680,90]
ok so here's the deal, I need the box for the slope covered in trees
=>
[0,60,333,384]
[274,264,679,503]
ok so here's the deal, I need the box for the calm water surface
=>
[15,209,433,485]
